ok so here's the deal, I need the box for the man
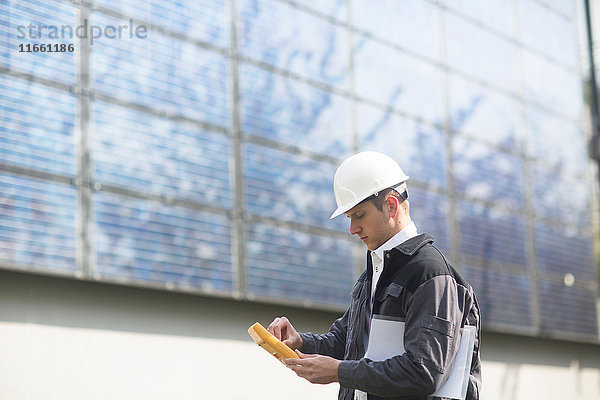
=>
[268,151,481,400]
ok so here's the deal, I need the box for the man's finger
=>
[268,317,282,339]
[295,350,316,359]
[282,357,309,367]
[267,317,279,333]
[282,357,300,366]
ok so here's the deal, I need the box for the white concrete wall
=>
[481,333,600,400]
[0,270,598,400]
[0,322,339,400]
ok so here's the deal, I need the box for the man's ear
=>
[386,195,400,218]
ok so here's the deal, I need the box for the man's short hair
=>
[371,188,403,211]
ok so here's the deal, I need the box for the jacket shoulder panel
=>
[388,242,454,293]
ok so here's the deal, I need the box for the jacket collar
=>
[372,221,418,262]
[389,233,434,256]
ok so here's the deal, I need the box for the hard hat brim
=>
[329,201,361,219]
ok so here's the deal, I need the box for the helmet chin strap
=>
[391,183,409,201]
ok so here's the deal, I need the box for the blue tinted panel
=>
[0,173,76,272]
[458,201,527,267]
[446,0,514,34]
[521,52,583,119]
[1,0,76,83]
[352,0,441,61]
[517,0,577,68]
[94,192,232,291]
[358,104,447,188]
[453,138,524,208]
[94,0,228,47]
[535,225,594,280]
[93,101,232,207]
[530,163,591,226]
[409,187,450,252]
[240,64,352,157]
[354,38,443,123]
[0,76,76,175]
[449,74,520,150]
[91,12,229,127]
[461,266,532,329]
[524,108,587,173]
[244,143,344,231]
[246,223,355,307]
[239,0,348,88]
[295,0,345,19]
[446,12,516,92]
[539,280,598,338]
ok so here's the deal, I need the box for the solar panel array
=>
[0,0,597,341]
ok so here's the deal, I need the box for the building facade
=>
[0,0,599,399]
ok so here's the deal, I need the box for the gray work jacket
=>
[299,234,481,400]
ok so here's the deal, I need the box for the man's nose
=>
[349,220,361,235]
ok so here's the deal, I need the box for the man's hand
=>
[267,316,303,350]
[283,350,340,384]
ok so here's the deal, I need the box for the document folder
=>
[248,322,300,362]
[365,315,476,400]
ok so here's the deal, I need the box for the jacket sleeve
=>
[337,274,463,398]
[298,309,349,360]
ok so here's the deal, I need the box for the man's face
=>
[345,199,394,251]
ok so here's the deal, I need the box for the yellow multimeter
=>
[248,322,300,362]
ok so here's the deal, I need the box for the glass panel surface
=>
[240,63,352,157]
[92,12,230,127]
[1,0,76,84]
[535,225,595,280]
[521,52,583,119]
[461,265,532,329]
[94,0,228,48]
[453,138,525,209]
[246,223,355,307]
[458,201,528,267]
[539,280,598,338]
[0,173,77,272]
[539,0,576,17]
[354,37,443,123]
[352,0,441,61]
[409,187,450,252]
[244,143,344,232]
[357,104,447,188]
[517,0,578,68]
[448,74,520,150]
[295,0,346,19]
[445,0,514,34]
[524,107,587,173]
[239,0,348,88]
[0,77,76,176]
[445,12,516,92]
[529,162,591,226]
[93,101,232,208]
[94,192,233,291]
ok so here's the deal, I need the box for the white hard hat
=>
[330,151,409,219]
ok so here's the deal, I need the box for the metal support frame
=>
[584,0,600,162]
[229,0,246,298]
[75,1,93,279]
